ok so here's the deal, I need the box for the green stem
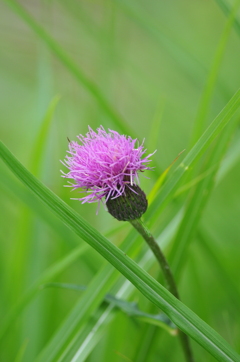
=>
[130,218,194,362]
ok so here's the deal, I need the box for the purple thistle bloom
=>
[61,126,155,205]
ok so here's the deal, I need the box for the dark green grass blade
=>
[1,142,240,361]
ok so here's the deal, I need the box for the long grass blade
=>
[30,95,60,176]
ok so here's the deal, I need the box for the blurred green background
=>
[1,0,240,361]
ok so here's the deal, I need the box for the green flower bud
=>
[106,185,148,221]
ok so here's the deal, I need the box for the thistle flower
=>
[61,126,155,220]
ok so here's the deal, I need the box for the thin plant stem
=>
[130,218,194,362]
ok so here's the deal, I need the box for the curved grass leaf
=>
[0,143,240,361]
[30,95,60,176]
[7,95,60,305]
[148,149,185,205]
[147,96,165,155]
[14,339,29,362]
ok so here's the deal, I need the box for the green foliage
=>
[1,1,240,361]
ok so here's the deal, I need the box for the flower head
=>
[61,126,155,207]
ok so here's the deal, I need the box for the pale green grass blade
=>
[175,129,240,197]
[43,282,176,334]
[7,95,60,304]
[173,165,217,198]
[147,96,165,154]
[0,244,88,342]
[3,0,131,135]
[190,0,240,146]
[0,143,240,361]
[148,150,185,205]
[62,306,111,362]
[14,340,28,362]
[148,88,240,220]
[133,325,159,362]
[30,95,60,176]
[215,0,240,34]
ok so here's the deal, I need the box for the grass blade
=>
[30,95,60,176]
[148,150,185,205]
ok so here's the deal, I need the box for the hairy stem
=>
[130,218,194,362]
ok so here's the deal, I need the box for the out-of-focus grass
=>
[1,0,240,361]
